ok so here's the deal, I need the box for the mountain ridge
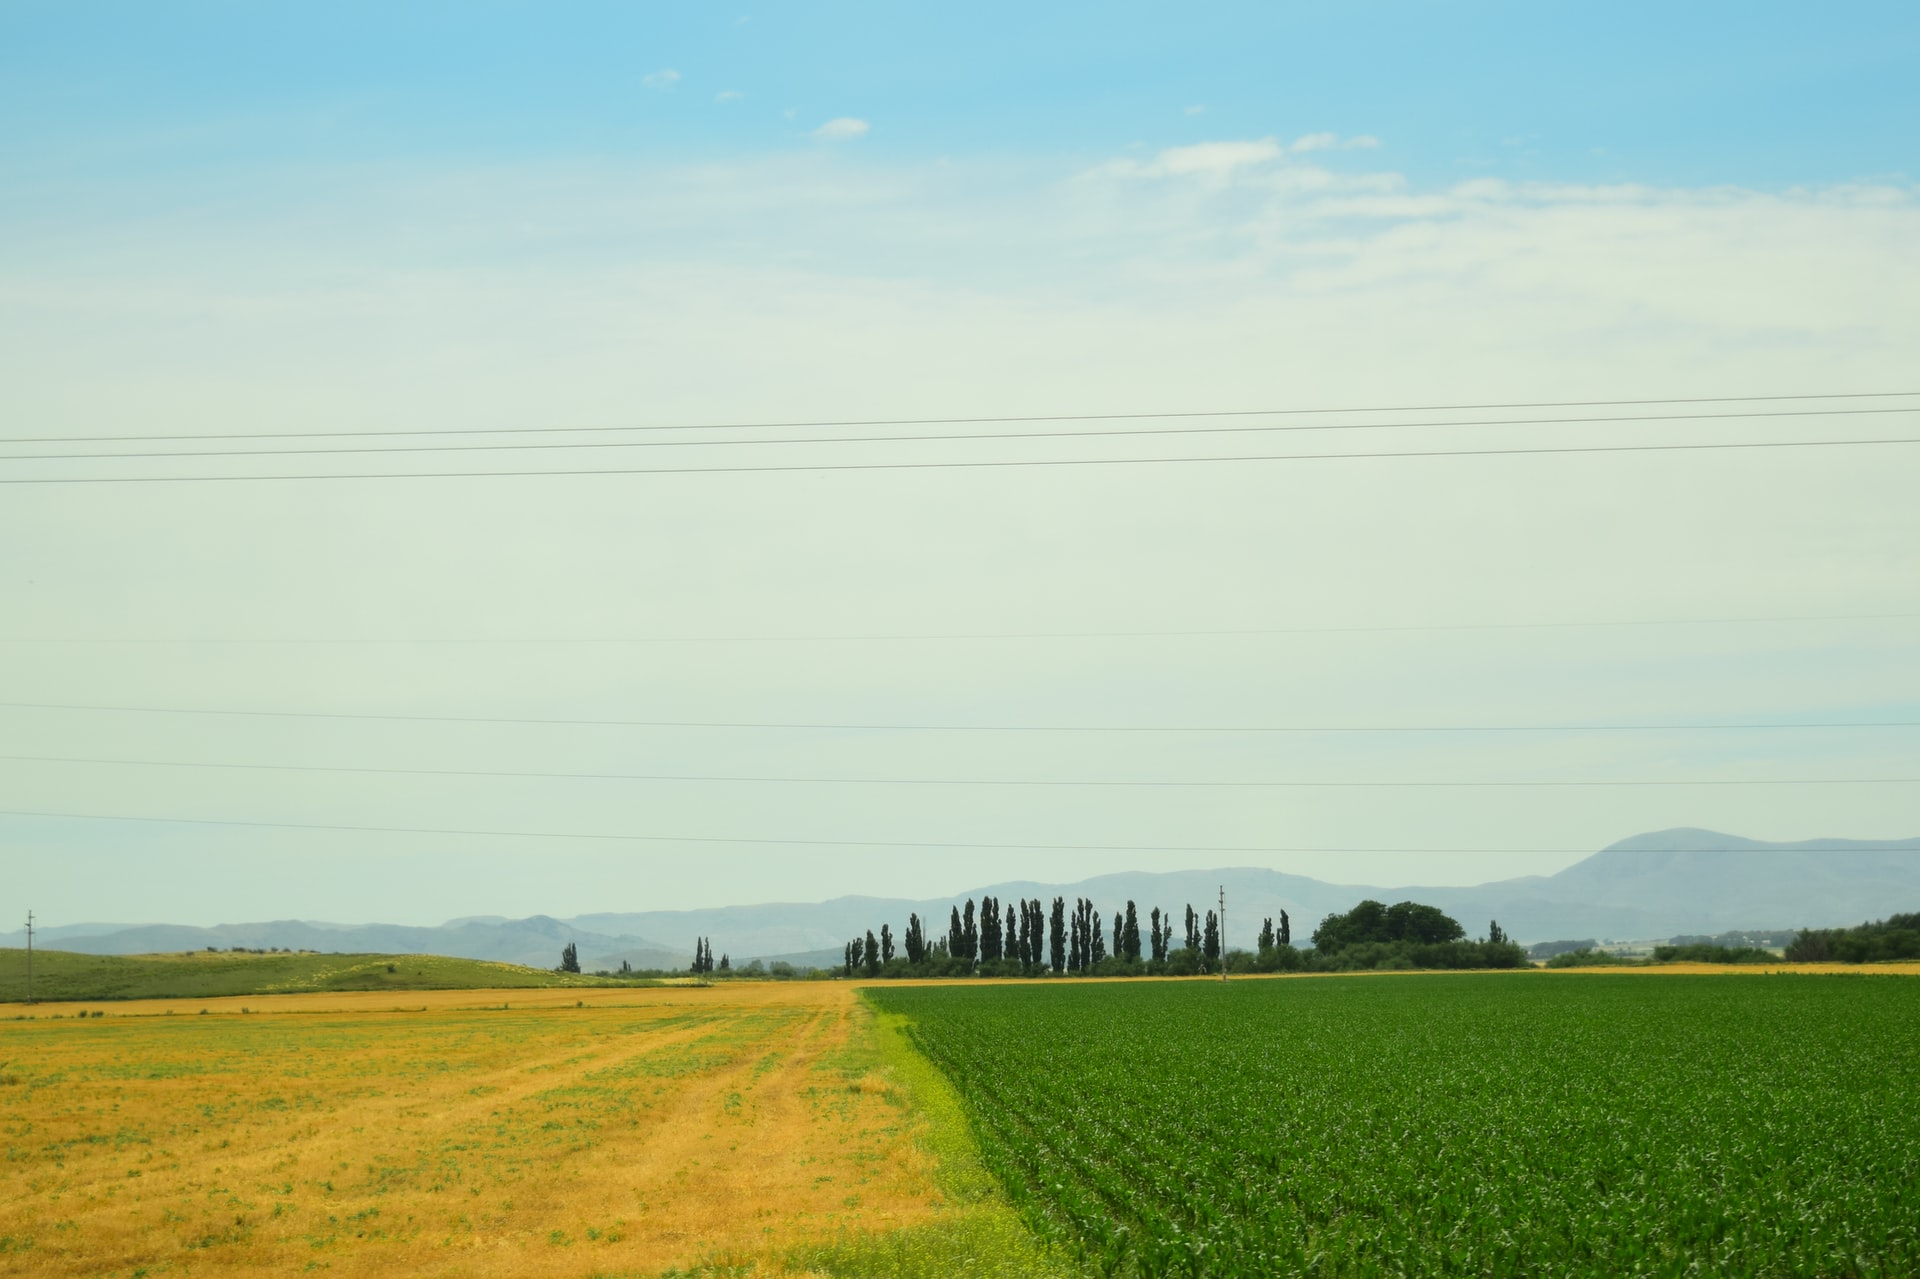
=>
[8,828,1915,968]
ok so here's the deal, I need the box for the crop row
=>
[868,975,1920,1277]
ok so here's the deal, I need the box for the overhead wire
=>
[7,388,1916,446]
[7,433,1920,484]
[6,607,1916,644]
[5,405,1915,463]
[6,807,1910,853]
[2,750,1912,788]
[3,699,1915,733]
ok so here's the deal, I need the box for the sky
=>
[2,2,1918,928]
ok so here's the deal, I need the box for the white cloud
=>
[642,68,680,91]
[1290,132,1380,153]
[813,117,870,140]
[1102,137,1283,178]
[715,90,745,104]
[1184,104,1207,117]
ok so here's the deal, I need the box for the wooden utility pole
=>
[1219,885,1227,982]
[23,910,33,1005]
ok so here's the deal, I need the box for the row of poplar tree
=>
[840,896,1294,978]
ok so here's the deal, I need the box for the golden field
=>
[0,983,999,1278]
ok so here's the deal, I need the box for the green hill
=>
[0,947,663,1004]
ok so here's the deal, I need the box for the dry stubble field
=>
[0,983,983,1278]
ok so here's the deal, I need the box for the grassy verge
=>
[659,994,1073,1279]
[776,999,1074,1279]
[0,946,663,1002]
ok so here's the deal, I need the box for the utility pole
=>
[1219,885,1227,983]
[23,910,33,1005]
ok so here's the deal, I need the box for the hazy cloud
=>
[1184,104,1207,116]
[1290,132,1381,153]
[715,90,745,104]
[1102,137,1283,178]
[813,117,870,140]
[642,68,681,91]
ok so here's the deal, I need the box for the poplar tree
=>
[962,899,979,965]
[560,942,581,974]
[980,895,1001,962]
[949,906,965,958]
[1111,910,1122,962]
[1280,909,1291,946]
[1123,901,1141,962]
[1203,911,1221,971]
[1092,909,1107,964]
[1259,917,1274,953]
[1049,897,1067,973]
[863,930,880,976]
[1185,904,1200,953]
[905,914,925,964]
[881,923,895,964]
[1149,907,1167,962]
[1005,902,1018,967]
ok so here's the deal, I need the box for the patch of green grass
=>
[0,948,663,1003]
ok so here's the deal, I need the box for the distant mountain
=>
[7,829,1915,964]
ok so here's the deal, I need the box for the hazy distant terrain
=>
[9,829,1916,969]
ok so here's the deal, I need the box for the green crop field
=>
[0,947,660,1004]
[868,975,1920,1278]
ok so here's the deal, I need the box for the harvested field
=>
[0,982,1034,1277]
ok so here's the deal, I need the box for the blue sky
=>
[2,3,1917,925]
[4,2,1915,187]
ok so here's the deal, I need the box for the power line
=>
[4,699,1916,733]
[6,806,1893,853]
[8,389,1914,445]
[6,433,1920,485]
[4,751,1912,788]
[5,608,1912,645]
[6,405,1913,463]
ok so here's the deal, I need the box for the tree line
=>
[568,905,1916,978]
[1783,912,1920,963]
[837,897,1526,978]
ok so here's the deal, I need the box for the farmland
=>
[0,947,664,1004]
[0,982,1055,1278]
[870,974,1920,1277]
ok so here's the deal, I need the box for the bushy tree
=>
[1258,917,1275,953]
[1314,899,1465,954]
[718,952,730,972]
